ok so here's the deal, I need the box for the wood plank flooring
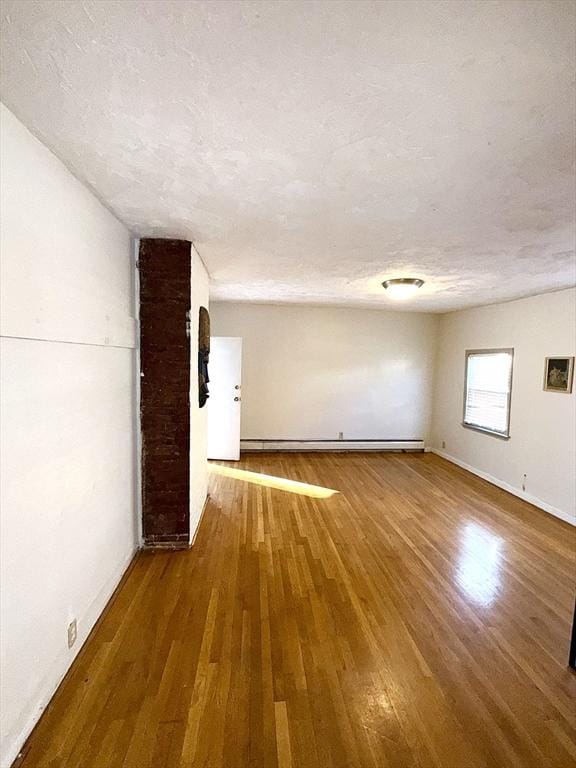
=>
[15,452,576,768]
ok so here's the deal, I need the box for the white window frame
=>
[462,348,514,439]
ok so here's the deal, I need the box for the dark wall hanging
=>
[198,306,210,407]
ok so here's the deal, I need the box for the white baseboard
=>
[190,494,209,547]
[241,439,424,452]
[431,449,575,526]
[3,546,138,768]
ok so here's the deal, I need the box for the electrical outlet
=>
[442,440,446,450]
[67,619,77,649]
[338,431,344,440]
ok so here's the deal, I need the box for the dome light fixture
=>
[382,277,424,300]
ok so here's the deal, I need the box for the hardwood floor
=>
[15,452,576,768]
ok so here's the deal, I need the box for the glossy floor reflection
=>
[455,521,504,606]
[16,452,576,768]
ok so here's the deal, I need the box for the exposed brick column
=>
[139,238,191,547]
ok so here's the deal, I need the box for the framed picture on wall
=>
[543,356,574,393]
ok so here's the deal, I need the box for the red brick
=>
[139,238,191,545]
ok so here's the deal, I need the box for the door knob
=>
[235,385,241,390]
[234,396,241,402]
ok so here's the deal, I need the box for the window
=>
[463,349,514,438]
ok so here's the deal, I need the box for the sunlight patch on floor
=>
[209,464,338,498]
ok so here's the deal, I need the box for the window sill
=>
[462,423,510,440]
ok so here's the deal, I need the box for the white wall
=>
[0,104,138,767]
[210,303,438,442]
[190,249,210,540]
[431,289,576,524]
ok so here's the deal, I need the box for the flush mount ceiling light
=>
[382,277,424,300]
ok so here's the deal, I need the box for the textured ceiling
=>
[1,0,575,312]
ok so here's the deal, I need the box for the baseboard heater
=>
[240,439,425,452]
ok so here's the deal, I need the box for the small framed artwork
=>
[543,356,574,393]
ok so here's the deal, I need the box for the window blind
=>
[464,350,513,436]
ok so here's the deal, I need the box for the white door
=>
[207,337,242,460]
